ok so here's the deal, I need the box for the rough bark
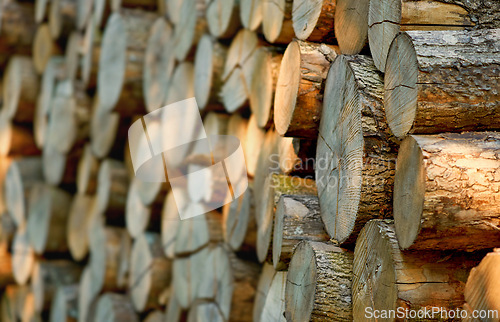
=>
[274,40,338,138]
[385,29,500,138]
[317,54,398,245]
[394,132,500,251]
[273,195,329,270]
[285,241,353,321]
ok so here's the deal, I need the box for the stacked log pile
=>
[0,0,498,321]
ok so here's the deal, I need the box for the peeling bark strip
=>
[274,40,338,138]
[352,220,482,321]
[369,0,500,72]
[394,132,500,251]
[385,29,500,139]
[464,250,500,317]
[317,54,398,245]
[285,241,353,321]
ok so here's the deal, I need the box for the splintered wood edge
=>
[384,32,418,138]
[274,40,300,136]
[393,135,425,250]
[316,55,363,243]
[334,0,369,54]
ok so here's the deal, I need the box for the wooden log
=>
[244,115,265,177]
[0,1,36,67]
[95,158,129,217]
[240,0,262,30]
[95,293,139,322]
[0,212,16,245]
[368,0,499,72]
[64,31,81,83]
[188,301,225,322]
[81,14,100,89]
[1,285,26,322]
[259,270,287,321]
[112,0,158,11]
[90,100,121,159]
[222,29,259,80]
[49,284,79,322]
[317,54,398,245]
[77,266,101,322]
[285,241,353,321]
[278,137,315,176]
[385,29,500,139]
[31,260,82,313]
[12,226,35,285]
[161,188,187,259]
[253,263,275,322]
[394,132,500,251]
[0,120,40,157]
[164,62,195,106]
[220,65,251,113]
[42,144,81,186]
[126,178,161,238]
[2,56,40,123]
[273,195,329,270]
[165,293,187,322]
[32,24,61,74]
[3,157,43,226]
[291,0,336,42]
[98,10,157,114]
[145,310,165,322]
[274,40,338,138]
[129,232,171,312]
[206,0,240,38]
[76,144,99,195]
[35,0,49,23]
[174,206,223,256]
[27,183,72,255]
[67,194,95,261]
[0,242,14,287]
[352,220,481,320]
[464,250,500,320]
[172,247,208,309]
[262,0,294,43]
[171,0,207,61]
[249,48,282,129]
[143,17,174,112]
[21,290,42,322]
[49,0,77,40]
[194,35,227,110]
[0,157,10,215]
[77,0,94,29]
[165,0,182,24]
[256,173,317,263]
[334,0,369,54]
[222,184,257,253]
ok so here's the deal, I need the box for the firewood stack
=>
[0,0,498,321]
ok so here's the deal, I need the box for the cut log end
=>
[334,0,369,54]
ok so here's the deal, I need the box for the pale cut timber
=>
[285,241,353,321]
[253,263,276,322]
[143,17,174,112]
[76,0,94,29]
[317,55,398,245]
[369,0,498,72]
[145,310,164,322]
[90,99,120,159]
[256,173,317,263]
[1,285,27,322]
[164,62,195,106]
[89,225,132,292]
[161,188,188,259]
[227,113,248,142]
[259,271,287,321]
[35,0,49,23]
[273,195,329,270]
[274,40,338,138]
[81,15,100,89]
[385,29,500,139]
[98,10,157,114]
[206,0,240,38]
[166,0,182,24]
[48,0,77,40]
[0,120,40,157]
[249,47,282,129]
[194,35,227,110]
[222,29,259,80]
[125,178,153,238]
[243,115,264,177]
[262,0,293,43]
[278,137,315,175]
[27,183,72,254]
[67,194,95,261]
[3,157,43,226]
[0,242,14,287]
[203,112,229,135]
[464,250,500,320]
[64,32,81,82]
[334,0,369,54]
[0,157,12,214]
[12,227,35,285]
[96,158,129,217]
[240,0,262,30]
[95,293,139,322]
[32,24,61,74]
[77,266,100,322]
[352,220,482,320]
[49,284,79,322]
[174,206,223,256]
[2,56,40,123]
[0,2,37,67]
[172,247,209,309]
[188,301,224,322]
[292,0,336,42]
[394,133,500,251]
[42,144,81,186]
[31,260,82,313]
[165,295,186,322]
[129,233,171,312]
[222,184,257,253]
[171,0,207,61]
[76,144,100,195]
[20,291,41,322]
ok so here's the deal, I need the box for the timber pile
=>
[0,0,498,321]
